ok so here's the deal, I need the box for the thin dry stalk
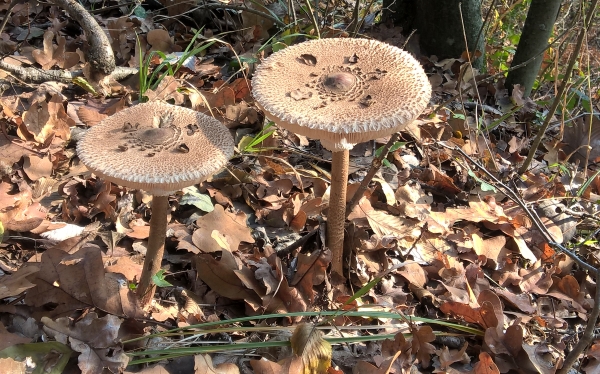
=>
[345,133,400,218]
[441,143,600,373]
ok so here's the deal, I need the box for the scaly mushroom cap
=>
[252,38,432,151]
[77,101,234,195]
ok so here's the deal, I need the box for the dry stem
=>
[345,133,400,218]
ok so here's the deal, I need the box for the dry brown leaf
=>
[0,358,27,373]
[21,94,73,144]
[439,300,498,330]
[518,261,554,294]
[0,321,31,350]
[42,312,128,374]
[484,318,523,358]
[105,257,143,283]
[127,225,150,239]
[31,30,78,70]
[77,106,108,127]
[290,249,331,303]
[0,264,39,300]
[0,134,37,164]
[195,249,261,303]
[411,325,436,368]
[397,262,427,288]
[24,246,141,318]
[22,154,53,181]
[194,354,239,374]
[0,180,46,232]
[192,205,254,253]
[144,75,184,104]
[471,352,500,374]
[147,29,175,53]
[358,199,418,238]
[436,343,469,370]
[582,344,600,373]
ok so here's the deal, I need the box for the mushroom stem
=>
[328,150,349,277]
[137,195,169,306]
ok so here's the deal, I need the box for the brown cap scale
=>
[252,38,431,278]
[77,101,234,196]
[251,38,431,151]
[77,101,234,305]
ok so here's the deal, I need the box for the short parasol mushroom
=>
[77,101,234,305]
[251,38,431,277]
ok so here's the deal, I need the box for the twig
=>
[0,0,21,37]
[277,228,318,257]
[449,138,600,371]
[518,0,598,174]
[558,266,600,373]
[556,6,600,368]
[439,143,596,273]
[345,133,400,218]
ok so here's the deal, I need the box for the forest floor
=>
[1,0,600,373]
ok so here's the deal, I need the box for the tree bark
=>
[504,0,562,97]
[382,0,484,69]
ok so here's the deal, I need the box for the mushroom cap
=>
[252,38,431,151]
[77,101,234,195]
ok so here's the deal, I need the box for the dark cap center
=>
[322,72,356,94]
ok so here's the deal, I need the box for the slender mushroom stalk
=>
[137,195,169,305]
[252,38,431,278]
[77,102,234,306]
[328,150,349,276]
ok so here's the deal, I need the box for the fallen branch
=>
[0,60,137,83]
[1,0,125,84]
[51,0,116,79]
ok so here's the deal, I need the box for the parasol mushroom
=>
[251,38,431,277]
[77,101,234,305]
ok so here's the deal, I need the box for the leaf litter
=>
[0,0,599,373]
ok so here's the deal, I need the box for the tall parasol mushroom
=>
[77,101,234,305]
[252,38,431,277]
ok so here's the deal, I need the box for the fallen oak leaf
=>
[471,352,500,374]
[42,312,128,374]
[21,94,73,144]
[411,325,436,368]
[192,204,254,253]
[31,30,79,70]
[194,248,261,304]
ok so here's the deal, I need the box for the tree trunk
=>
[382,0,484,68]
[504,0,562,98]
